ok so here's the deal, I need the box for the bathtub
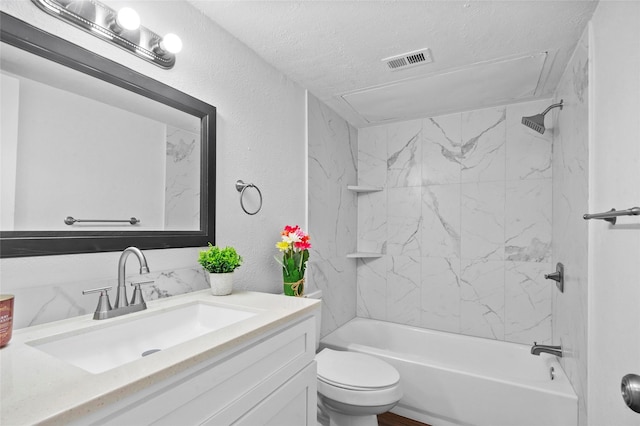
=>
[320,318,577,426]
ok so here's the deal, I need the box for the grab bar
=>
[64,216,140,225]
[583,207,640,225]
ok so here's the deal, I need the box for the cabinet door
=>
[230,362,317,426]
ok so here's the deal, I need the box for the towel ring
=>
[235,180,263,215]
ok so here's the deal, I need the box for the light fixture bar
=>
[31,0,178,69]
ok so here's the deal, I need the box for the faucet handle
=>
[82,286,113,320]
[129,280,154,306]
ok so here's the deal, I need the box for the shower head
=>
[521,114,546,134]
[521,99,563,135]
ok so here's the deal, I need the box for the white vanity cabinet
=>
[72,316,317,426]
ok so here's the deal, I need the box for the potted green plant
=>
[198,244,242,295]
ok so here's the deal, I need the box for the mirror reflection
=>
[1,42,201,232]
[0,12,215,257]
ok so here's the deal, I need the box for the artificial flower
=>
[275,225,311,292]
[276,241,290,251]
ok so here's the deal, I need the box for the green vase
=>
[283,276,304,297]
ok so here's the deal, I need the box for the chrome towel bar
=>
[583,207,640,225]
[64,216,140,225]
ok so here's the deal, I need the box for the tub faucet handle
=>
[544,263,564,293]
[544,272,561,281]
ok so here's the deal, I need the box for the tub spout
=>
[531,342,563,357]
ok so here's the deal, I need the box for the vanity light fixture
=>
[31,0,181,69]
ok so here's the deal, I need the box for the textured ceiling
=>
[189,0,598,127]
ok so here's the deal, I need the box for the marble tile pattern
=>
[460,259,505,340]
[307,94,358,338]
[164,126,200,230]
[387,120,422,188]
[357,99,554,344]
[420,256,460,333]
[552,27,589,426]
[421,184,460,258]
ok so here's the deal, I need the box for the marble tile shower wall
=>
[165,126,200,230]
[552,27,589,425]
[357,99,555,344]
[307,94,358,338]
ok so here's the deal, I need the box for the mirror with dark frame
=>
[0,12,216,257]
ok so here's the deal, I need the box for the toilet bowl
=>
[307,290,402,426]
[315,348,402,426]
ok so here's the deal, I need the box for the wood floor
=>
[377,412,431,426]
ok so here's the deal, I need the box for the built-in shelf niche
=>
[347,184,384,259]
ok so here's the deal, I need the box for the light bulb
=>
[116,7,140,31]
[160,33,182,54]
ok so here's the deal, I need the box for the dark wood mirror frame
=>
[0,12,216,258]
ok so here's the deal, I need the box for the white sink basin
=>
[27,302,257,374]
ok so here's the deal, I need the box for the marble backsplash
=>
[7,266,210,329]
[357,99,555,345]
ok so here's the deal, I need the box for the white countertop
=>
[0,290,320,425]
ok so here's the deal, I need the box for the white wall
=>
[0,0,306,327]
[588,2,640,424]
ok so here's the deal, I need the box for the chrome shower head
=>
[521,99,563,135]
[521,114,546,134]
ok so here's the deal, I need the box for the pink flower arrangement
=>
[276,225,311,252]
[276,225,311,295]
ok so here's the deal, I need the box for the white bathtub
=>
[320,318,577,426]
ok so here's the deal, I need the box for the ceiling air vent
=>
[382,48,433,71]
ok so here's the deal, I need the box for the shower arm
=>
[541,100,564,116]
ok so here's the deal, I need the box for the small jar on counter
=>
[0,294,15,347]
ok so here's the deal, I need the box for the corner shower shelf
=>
[346,252,383,259]
[347,185,383,193]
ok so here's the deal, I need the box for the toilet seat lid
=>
[316,349,400,390]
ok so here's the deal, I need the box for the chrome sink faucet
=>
[115,246,150,308]
[531,342,563,357]
[82,247,152,320]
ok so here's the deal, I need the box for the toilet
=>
[316,348,402,426]
[308,291,402,426]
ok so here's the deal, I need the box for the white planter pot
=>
[208,272,233,296]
